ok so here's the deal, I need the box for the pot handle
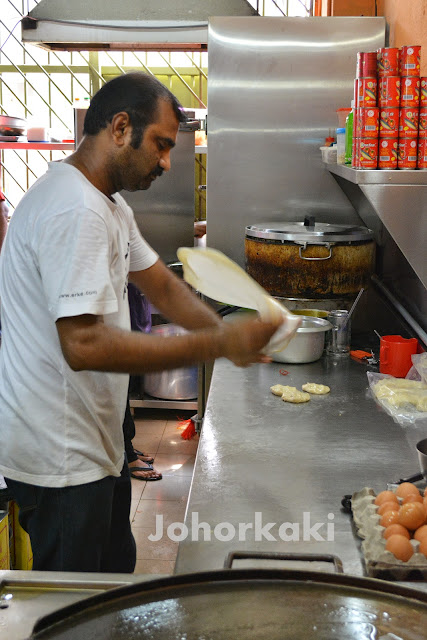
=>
[298,243,332,261]
[224,551,343,573]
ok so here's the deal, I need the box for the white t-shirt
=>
[0,162,158,487]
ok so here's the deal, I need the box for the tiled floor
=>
[130,409,199,575]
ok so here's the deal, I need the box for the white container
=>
[336,127,346,165]
[320,145,337,163]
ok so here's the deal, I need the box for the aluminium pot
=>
[30,552,427,639]
[271,316,331,363]
[245,220,375,299]
[143,324,198,400]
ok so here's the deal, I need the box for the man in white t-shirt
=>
[0,72,281,573]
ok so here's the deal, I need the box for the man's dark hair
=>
[83,72,186,148]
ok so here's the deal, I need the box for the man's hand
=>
[218,316,283,367]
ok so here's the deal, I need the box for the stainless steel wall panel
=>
[207,17,385,266]
[121,131,195,265]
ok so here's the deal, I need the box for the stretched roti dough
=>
[177,247,301,355]
[302,382,330,395]
[280,387,310,403]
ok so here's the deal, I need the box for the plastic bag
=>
[406,352,427,384]
[367,371,427,426]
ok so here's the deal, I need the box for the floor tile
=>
[130,498,139,521]
[132,499,186,529]
[134,559,175,575]
[130,477,148,500]
[150,453,196,477]
[134,418,168,435]
[132,432,163,454]
[142,475,192,502]
[132,527,179,560]
[157,433,199,455]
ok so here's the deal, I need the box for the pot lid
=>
[245,220,374,243]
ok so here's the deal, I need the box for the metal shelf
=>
[129,395,197,411]
[326,162,427,185]
[326,163,427,289]
[0,142,74,150]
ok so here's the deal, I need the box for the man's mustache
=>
[151,165,164,178]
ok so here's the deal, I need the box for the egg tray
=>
[351,487,427,581]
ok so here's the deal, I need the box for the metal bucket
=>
[143,324,198,400]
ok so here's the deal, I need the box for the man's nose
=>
[159,152,171,172]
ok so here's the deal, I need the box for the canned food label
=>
[399,108,419,136]
[419,108,427,135]
[379,108,399,136]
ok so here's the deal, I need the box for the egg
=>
[380,509,400,528]
[383,523,411,540]
[419,537,427,558]
[401,492,423,505]
[414,524,427,543]
[398,502,426,530]
[377,501,401,516]
[374,490,399,506]
[385,534,414,562]
[395,482,420,499]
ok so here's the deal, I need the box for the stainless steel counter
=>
[175,355,426,580]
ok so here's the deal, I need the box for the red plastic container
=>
[379,335,418,378]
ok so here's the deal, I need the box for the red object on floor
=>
[179,418,196,440]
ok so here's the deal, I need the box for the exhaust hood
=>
[21,0,259,51]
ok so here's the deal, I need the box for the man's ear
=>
[110,112,131,145]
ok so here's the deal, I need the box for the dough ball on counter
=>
[280,387,310,404]
[270,384,289,396]
[302,382,330,395]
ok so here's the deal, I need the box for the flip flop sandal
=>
[129,468,162,482]
[133,449,155,464]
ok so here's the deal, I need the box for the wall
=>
[379,0,427,74]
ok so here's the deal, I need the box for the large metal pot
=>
[271,316,331,363]
[143,324,198,400]
[30,553,427,639]
[245,220,375,299]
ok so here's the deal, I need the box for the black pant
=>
[5,460,136,573]
[123,398,138,464]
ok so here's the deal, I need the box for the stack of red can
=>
[352,45,427,169]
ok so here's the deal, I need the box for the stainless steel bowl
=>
[143,324,198,400]
[0,115,27,136]
[272,316,332,364]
